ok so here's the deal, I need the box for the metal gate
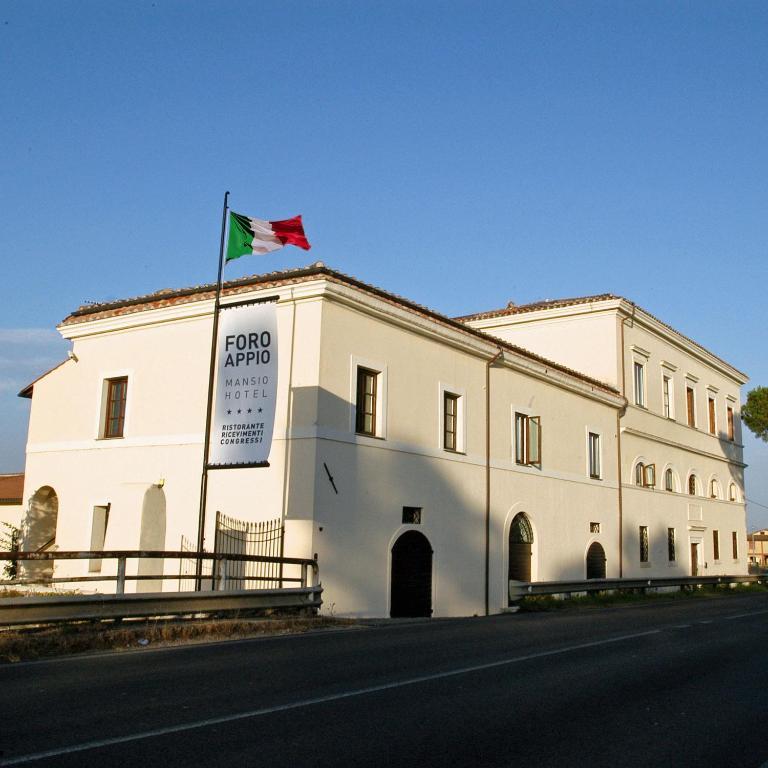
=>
[214,512,284,589]
[179,535,212,591]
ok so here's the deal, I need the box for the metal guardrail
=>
[0,550,322,626]
[0,587,323,626]
[509,574,762,602]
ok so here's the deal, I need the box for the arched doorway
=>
[508,513,533,582]
[390,531,433,618]
[22,486,59,581]
[137,486,166,592]
[586,542,606,579]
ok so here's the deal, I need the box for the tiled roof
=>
[455,294,620,322]
[0,473,24,504]
[56,263,620,397]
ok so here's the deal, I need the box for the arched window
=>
[665,468,674,492]
[635,462,655,488]
[729,483,738,502]
[710,479,721,499]
[688,474,697,496]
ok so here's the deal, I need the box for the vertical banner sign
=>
[209,302,278,467]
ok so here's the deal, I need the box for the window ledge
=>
[640,562,652,568]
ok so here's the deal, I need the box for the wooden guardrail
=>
[0,550,318,593]
[0,550,322,626]
[509,574,762,602]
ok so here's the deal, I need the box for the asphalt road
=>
[2,594,768,767]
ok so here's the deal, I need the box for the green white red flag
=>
[226,211,311,261]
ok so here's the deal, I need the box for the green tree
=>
[0,522,19,580]
[742,386,768,442]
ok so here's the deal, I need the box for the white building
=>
[18,265,747,616]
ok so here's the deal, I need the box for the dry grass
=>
[0,614,358,664]
[518,581,768,612]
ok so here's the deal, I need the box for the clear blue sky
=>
[2,1,767,525]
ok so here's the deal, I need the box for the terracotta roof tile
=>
[455,294,620,322]
[0,473,24,503]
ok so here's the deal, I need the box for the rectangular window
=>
[590,522,601,533]
[515,413,541,467]
[639,526,649,563]
[708,396,716,435]
[103,377,128,438]
[633,362,645,407]
[588,432,601,479]
[713,529,720,561]
[89,504,110,573]
[732,531,738,559]
[668,527,676,562]
[355,367,378,436]
[662,375,673,419]
[727,406,735,441]
[686,386,696,427]
[402,506,422,525]
[443,392,458,452]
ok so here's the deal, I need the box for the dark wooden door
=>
[390,531,433,618]
[586,542,606,579]
[690,542,699,576]
[508,513,533,582]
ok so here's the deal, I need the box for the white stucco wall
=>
[308,296,622,616]
[0,503,22,531]
[466,309,621,388]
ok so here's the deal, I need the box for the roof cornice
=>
[615,300,748,384]
[463,295,746,385]
[51,264,623,407]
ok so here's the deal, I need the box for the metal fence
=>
[214,513,284,589]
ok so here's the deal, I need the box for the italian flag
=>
[226,211,311,261]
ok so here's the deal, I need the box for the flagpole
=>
[195,190,229,590]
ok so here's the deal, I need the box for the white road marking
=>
[1,629,661,766]
[723,609,768,620]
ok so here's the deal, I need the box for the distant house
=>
[16,264,749,616]
[0,473,24,530]
[747,530,768,569]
